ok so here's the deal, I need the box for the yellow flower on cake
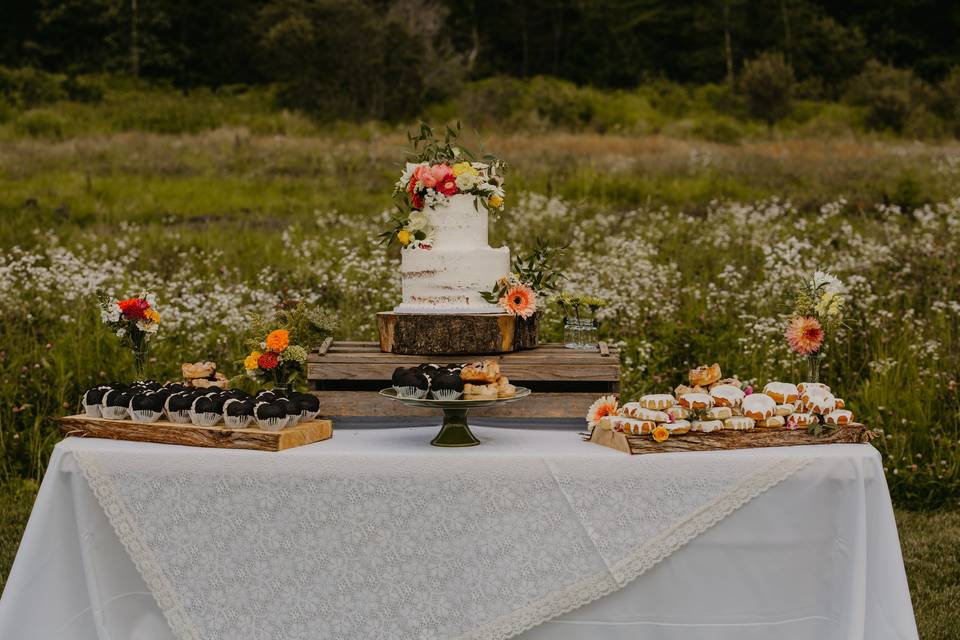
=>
[397,229,413,245]
[488,194,503,209]
[244,351,262,371]
[652,426,670,443]
[452,162,478,177]
[265,329,289,352]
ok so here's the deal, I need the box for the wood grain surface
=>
[59,415,333,451]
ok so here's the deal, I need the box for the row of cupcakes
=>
[392,363,465,400]
[82,382,320,432]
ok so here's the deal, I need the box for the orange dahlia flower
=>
[785,316,824,355]
[499,284,537,319]
[265,329,289,352]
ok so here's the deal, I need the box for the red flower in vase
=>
[118,297,150,320]
[258,352,280,370]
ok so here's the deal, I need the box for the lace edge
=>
[461,455,815,640]
[72,449,202,640]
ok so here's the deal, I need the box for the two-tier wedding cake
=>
[395,194,510,314]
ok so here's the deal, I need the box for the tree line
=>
[2,0,959,124]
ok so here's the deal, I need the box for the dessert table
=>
[0,422,917,640]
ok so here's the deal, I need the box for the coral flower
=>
[785,316,824,355]
[118,297,149,320]
[257,351,280,370]
[586,394,619,430]
[652,426,670,443]
[436,177,459,196]
[265,329,289,352]
[499,284,537,319]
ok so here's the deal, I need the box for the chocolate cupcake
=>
[165,391,195,423]
[190,395,222,427]
[393,368,429,399]
[430,371,464,400]
[273,397,301,426]
[290,393,320,421]
[130,392,164,423]
[255,391,277,403]
[164,382,187,393]
[82,386,110,417]
[101,389,131,420]
[223,398,254,429]
[254,401,288,431]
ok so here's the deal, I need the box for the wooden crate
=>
[59,415,333,452]
[307,340,619,419]
[588,423,874,455]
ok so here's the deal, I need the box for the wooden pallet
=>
[307,340,619,419]
[588,423,874,455]
[59,415,333,452]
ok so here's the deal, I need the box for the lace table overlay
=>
[68,428,812,640]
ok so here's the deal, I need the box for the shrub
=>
[739,52,795,130]
[845,60,934,133]
[690,114,745,144]
[936,66,960,137]
[13,109,67,139]
[0,67,66,108]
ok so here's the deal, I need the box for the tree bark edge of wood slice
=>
[377,311,540,355]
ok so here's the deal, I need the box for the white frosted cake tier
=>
[395,195,510,314]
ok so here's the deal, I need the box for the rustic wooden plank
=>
[309,342,619,361]
[59,415,332,452]
[317,336,333,355]
[309,362,620,382]
[313,391,598,419]
[598,342,610,356]
[377,312,540,354]
[311,351,616,363]
[589,423,874,455]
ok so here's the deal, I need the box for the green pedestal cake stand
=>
[379,387,532,447]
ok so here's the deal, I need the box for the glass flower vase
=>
[806,353,824,383]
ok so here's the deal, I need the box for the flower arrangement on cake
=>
[97,290,160,378]
[382,122,506,250]
[480,240,565,317]
[785,270,846,383]
[241,303,337,393]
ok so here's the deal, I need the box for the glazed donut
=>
[824,409,853,425]
[665,419,691,435]
[756,415,786,428]
[797,382,830,395]
[791,412,818,427]
[667,405,691,421]
[691,419,723,433]
[741,394,777,421]
[803,391,836,415]
[614,417,656,435]
[704,406,733,420]
[619,403,670,422]
[709,384,745,408]
[678,393,714,411]
[463,383,498,399]
[763,382,799,405]
[775,403,795,417]
[723,416,755,430]
[639,394,676,411]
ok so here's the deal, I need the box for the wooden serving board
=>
[589,423,874,455]
[59,415,332,452]
[308,340,620,419]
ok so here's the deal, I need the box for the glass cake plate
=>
[379,387,531,447]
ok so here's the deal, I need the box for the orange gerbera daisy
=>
[785,316,824,355]
[586,394,619,430]
[265,329,289,352]
[499,284,537,319]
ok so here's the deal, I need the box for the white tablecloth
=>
[0,425,917,640]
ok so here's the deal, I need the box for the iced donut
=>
[803,391,837,415]
[797,382,830,395]
[639,394,676,411]
[834,398,846,409]
[756,415,786,428]
[619,403,670,422]
[824,409,853,425]
[667,406,691,421]
[723,416,755,430]
[665,419,691,434]
[704,406,733,420]
[691,419,724,433]
[775,403,795,417]
[741,394,777,421]
[709,384,745,408]
[678,393,714,411]
[763,382,799,404]
[613,417,656,435]
[791,412,818,427]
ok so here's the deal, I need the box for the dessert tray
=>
[59,414,333,452]
[379,387,531,447]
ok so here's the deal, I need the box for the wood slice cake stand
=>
[379,387,531,446]
[377,312,539,355]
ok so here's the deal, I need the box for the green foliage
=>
[845,60,932,134]
[739,52,795,129]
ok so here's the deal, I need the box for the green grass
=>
[0,481,955,635]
